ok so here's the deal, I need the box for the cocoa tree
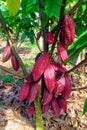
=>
[0,0,87,129]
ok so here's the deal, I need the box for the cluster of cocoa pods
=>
[19,52,71,117]
[2,41,20,71]
[19,14,75,117]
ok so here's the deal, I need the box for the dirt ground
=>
[0,40,87,130]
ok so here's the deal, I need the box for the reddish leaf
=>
[44,64,56,92]
[32,52,50,81]
[19,82,30,101]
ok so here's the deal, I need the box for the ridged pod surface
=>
[54,76,65,97]
[2,44,11,62]
[57,42,68,62]
[44,64,56,92]
[42,88,53,105]
[50,97,61,117]
[19,82,30,101]
[27,82,40,104]
[62,14,75,43]
[11,55,20,71]
[32,52,50,81]
[57,96,67,111]
[62,75,72,99]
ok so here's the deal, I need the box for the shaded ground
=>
[0,40,87,130]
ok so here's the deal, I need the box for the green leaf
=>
[83,98,87,115]
[68,30,87,50]
[45,0,62,18]
[7,0,20,16]
[26,0,38,13]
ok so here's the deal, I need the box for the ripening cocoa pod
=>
[50,97,61,117]
[44,64,56,92]
[62,14,75,43]
[2,44,11,62]
[62,75,72,99]
[19,82,30,101]
[11,55,20,71]
[54,76,65,97]
[45,32,55,45]
[59,30,69,48]
[27,81,40,104]
[57,42,68,62]
[26,73,33,84]
[27,103,35,117]
[42,104,50,113]
[32,52,50,81]
[57,96,67,111]
[42,88,53,105]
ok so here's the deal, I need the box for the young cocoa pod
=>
[42,88,53,105]
[44,64,56,92]
[50,97,61,117]
[62,14,75,43]
[42,104,50,113]
[57,96,67,111]
[2,44,11,62]
[45,32,55,45]
[57,42,68,62]
[11,55,20,71]
[32,52,50,81]
[62,75,72,99]
[27,103,35,117]
[19,82,30,101]
[54,76,65,97]
[27,81,40,104]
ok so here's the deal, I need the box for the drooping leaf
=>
[7,0,20,16]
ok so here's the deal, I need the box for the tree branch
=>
[39,0,49,52]
[0,10,28,78]
[72,86,87,91]
[64,58,87,75]
[69,0,84,15]
[0,65,25,79]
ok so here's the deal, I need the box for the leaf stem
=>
[64,58,87,75]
